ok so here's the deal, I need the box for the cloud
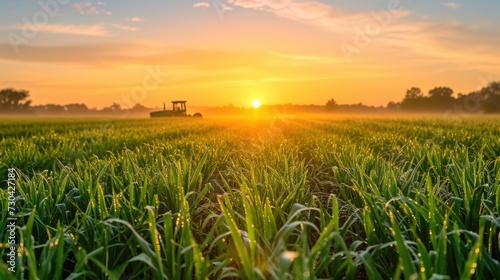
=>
[442,2,461,9]
[222,0,500,70]
[111,24,138,32]
[193,2,210,8]
[42,24,108,36]
[0,43,344,71]
[2,24,108,37]
[217,3,234,11]
[74,2,111,15]
[226,0,410,33]
[227,0,337,23]
[126,17,144,22]
[74,2,97,14]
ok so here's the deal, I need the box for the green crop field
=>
[1,116,500,279]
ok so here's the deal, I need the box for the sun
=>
[252,100,261,108]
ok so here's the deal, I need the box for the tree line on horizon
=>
[394,82,500,113]
[0,88,151,115]
[1,81,500,115]
[327,81,500,114]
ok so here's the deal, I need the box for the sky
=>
[1,0,500,108]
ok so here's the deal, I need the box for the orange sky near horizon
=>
[1,1,499,109]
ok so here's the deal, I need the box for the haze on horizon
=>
[1,0,499,109]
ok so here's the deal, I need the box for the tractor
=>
[150,101,203,118]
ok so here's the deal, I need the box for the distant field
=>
[1,116,500,279]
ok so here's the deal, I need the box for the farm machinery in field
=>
[150,101,202,118]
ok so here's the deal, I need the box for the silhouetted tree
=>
[400,86,457,112]
[401,87,426,111]
[429,87,453,98]
[65,103,89,113]
[481,82,500,113]
[110,102,121,111]
[0,88,32,112]
[131,103,148,111]
[454,93,477,114]
[326,98,338,111]
[387,101,400,110]
[428,87,455,111]
[397,82,500,114]
[41,104,65,114]
[102,102,122,113]
[405,87,423,99]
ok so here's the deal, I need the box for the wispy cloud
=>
[223,0,500,72]
[442,2,461,9]
[43,24,108,36]
[0,43,343,70]
[226,0,409,33]
[1,24,108,37]
[126,17,144,22]
[227,0,338,29]
[193,2,210,8]
[74,2,112,15]
[111,24,138,32]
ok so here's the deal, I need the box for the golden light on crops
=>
[252,100,261,108]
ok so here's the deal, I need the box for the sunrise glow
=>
[0,1,499,108]
[252,100,261,109]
